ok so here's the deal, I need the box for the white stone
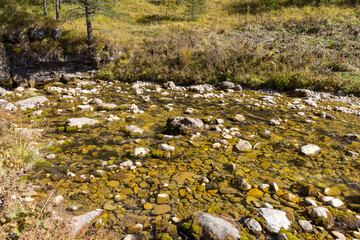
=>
[328,198,344,208]
[312,207,329,218]
[244,218,262,234]
[322,196,334,202]
[77,105,93,111]
[119,160,134,169]
[213,143,221,148]
[261,202,273,209]
[159,144,175,152]
[53,195,64,206]
[134,147,149,157]
[298,220,313,233]
[15,96,49,110]
[123,234,135,240]
[301,144,321,155]
[46,154,56,159]
[305,197,318,206]
[125,125,143,135]
[257,208,291,233]
[235,139,252,152]
[67,117,100,129]
[198,213,240,240]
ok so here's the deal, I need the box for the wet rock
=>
[15,96,49,110]
[232,178,252,190]
[65,117,100,131]
[300,144,321,155]
[103,201,117,211]
[151,204,171,215]
[244,218,262,234]
[157,193,169,204]
[74,174,88,183]
[166,117,204,135]
[172,172,194,183]
[127,224,143,234]
[257,208,291,233]
[70,209,103,236]
[198,213,240,240]
[216,81,235,90]
[109,173,134,182]
[298,220,313,233]
[234,139,252,152]
[50,173,62,181]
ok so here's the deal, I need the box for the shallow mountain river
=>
[5,80,360,239]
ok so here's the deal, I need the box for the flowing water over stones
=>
[1,81,360,239]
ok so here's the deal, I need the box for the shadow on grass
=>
[136,14,185,24]
[225,0,359,15]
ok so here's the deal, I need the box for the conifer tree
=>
[184,0,206,20]
[67,0,117,53]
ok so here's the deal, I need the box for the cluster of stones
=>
[0,80,359,239]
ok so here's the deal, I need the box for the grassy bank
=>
[1,0,360,94]
[0,110,70,239]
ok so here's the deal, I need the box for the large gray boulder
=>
[198,213,240,240]
[257,208,291,233]
[15,96,49,110]
[166,117,204,135]
[216,81,235,90]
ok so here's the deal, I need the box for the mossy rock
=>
[279,229,300,240]
[179,222,202,240]
[65,126,78,132]
[153,220,178,239]
[328,207,360,229]
[159,234,173,240]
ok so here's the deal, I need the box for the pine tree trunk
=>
[84,0,94,54]
[43,0,47,15]
[56,0,60,21]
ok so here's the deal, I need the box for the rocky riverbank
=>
[0,80,359,239]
